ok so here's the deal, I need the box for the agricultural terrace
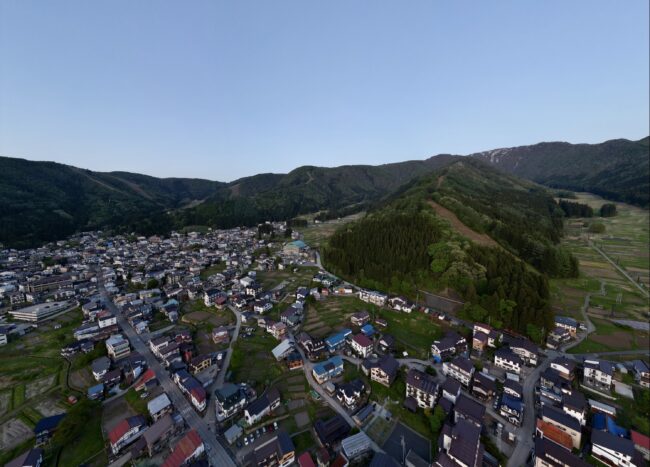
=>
[551,192,649,352]
[0,309,106,466]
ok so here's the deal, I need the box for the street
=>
[97,274,236,467]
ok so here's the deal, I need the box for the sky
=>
[0,1,648,181]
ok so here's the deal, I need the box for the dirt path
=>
[427,200,498,247]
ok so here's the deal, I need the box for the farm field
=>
[299,211,365,248]
[229,328,286,393]
[256,265,318,291]
[551,193,649,353]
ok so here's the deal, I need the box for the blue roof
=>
[501,394,523,412]
[555,316,577,327]
[34,414,65,434]
[313,356,344,376]
[361,324,375,335]
[87,383,104,395]
[593,413,606,430]
[290,240,306,248]
[325,329,352,347]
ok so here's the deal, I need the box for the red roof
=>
[297,452,316,467]
[352,333,372,347]
[631,430,650,450]
[190,386,206,403]
[134,368,156,390]
[108,416,144,446]
[162,430,203,467]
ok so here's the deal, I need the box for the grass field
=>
[229,328,285,393]
[299,212,365,248]
[552,193,649,353]
[256,266,319,291]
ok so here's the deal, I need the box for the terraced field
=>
[552,192,649,353]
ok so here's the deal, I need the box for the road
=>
[215,305,242,387]
[589,239,649,298]
[293,341,385,454]
[562,291,595,352]
[97,273,236,467]
[507,352,555,467]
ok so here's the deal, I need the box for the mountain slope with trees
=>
[322,159,579,340]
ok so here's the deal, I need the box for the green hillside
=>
[322,159,578,340]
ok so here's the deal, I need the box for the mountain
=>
[0,157,226,248]
[0,155,459,248]
[322,158,579,340]
[471,137,650,207]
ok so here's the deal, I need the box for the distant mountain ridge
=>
[0,135,647,247]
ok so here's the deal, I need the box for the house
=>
[244,388,281,425]
[189,354,214,374]
[370,354,399,387]
[314,414,351,447]
[454,394,485,428]
[271,339,294,361]
[137,414,177,458]
[583,359,614,390]
[253,430,296,467]
[550,357,576,380]
[536,419,574,451]
[500,394,523,425]
[287,352,303,370]
[378,334,395,353]
[280,306,302,327]
[325,329,352,353]
[441,378,462,404]
[443,356,475,386]
[350,334,373,358]
[162,429,204,467]
[148,393,173,421]
[350,311,370,327]
[204,288,221,307]
[472,331,488,352]
[591,429,639,467]
[547,327,572,348]
[631,431,650,462]
[506,337,539,366]
[91,356,111,381]
[87,383,105,400]
[341,431,373,460]
[135,368,158,392]
[5,448,43,467]
[562,390,587,426]
[375,318,388,328]
[33,413,65,445]
[254,300,273,314]
[358,290,387,306]
[312,356,344,384]
[405,368,438,409]
[504,379,523,400]
[173,370,207,412]
[431,332,466,361]
[269,322,288,340]
[541,406,582,449]
[534,437,589,467]
[106,334,131,361]
[494,349,523,374]
[388,297,415,313]
[438,418,484,467]
[109,415,147,454]
[471,372,497,401]
[214,383,248,421]
[212,326,230,345]
[336,379,366,410]
[555,316,578,336]
[360,323,375,337]
[632,360,650,388]
[540,367,572,394]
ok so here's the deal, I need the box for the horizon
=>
[1,1,648,180]
[1,133,647,183]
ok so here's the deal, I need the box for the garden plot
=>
[25,374,57,399]
[0,391,10,416]
[35,398,67,417]
[0,417,34,451]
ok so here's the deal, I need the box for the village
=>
[0,222,649,467]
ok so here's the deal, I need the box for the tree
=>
[146,278,159,289]
[284,228,293,238]
[429,405,446,436]
[588,222,606,233]
[600,203,617,217]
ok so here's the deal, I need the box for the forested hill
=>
[322,159,579,341]
[471,136,650,207]
[0,154,459,248]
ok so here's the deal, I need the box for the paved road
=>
[215,305,242,387]
[507,352,555,467]
[589,240,649,298]
[97,274,236,467]
[293,342,384,454]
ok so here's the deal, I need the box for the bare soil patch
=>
[184,311,210,322]
[591,332,634,349]
[0,392,10,416]
[35,398,67,417]
[427,201,498,247]
[0,418,33,450]
[25,374,56,399]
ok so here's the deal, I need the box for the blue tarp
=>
[501,394,523,413]
[606,416,629,438]
[34,413,65,435]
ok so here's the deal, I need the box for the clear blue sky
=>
[1,1,648,181]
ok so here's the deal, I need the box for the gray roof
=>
[591,429,635,457]
[455,394,485,424]
[542,405,580,432]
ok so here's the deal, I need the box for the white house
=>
[494,349,522,375]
